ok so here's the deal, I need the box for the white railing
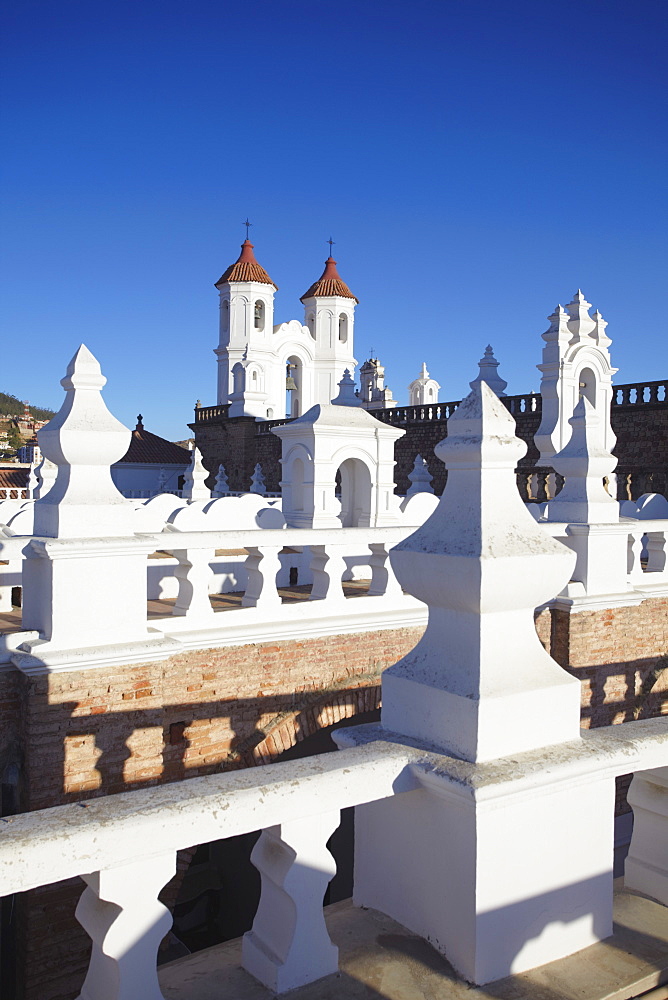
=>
[0,718,667,999]
[0,487,28,500]
[0,524,427,668]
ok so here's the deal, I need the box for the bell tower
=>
[300,251,357,404]
[214,237,277,418]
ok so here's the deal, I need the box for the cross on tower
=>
[243,219,253,239]
[327,237,335,257]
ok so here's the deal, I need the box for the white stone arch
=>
[254,299,266,332]
[330,446,376,528]
[320,309,334,349]
[282,443,314,515]
[231,362,245,395]
[230,293,249,334]
[246,362,265,393]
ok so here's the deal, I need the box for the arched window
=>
[254,300,265,331]
[221,299,229,333]
[232,363,244,395]
[578,367,597,407]
[428,387,434,400]
[252,370,257,382]
[339,313,348,343]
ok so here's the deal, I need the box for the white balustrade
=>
[242,811,340,991]
[0,720,664,996]
[242,544,283,609]
[76,852,176,1000]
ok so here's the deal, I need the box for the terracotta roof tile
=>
[215,241,277,289]
[0,467,28,490]
[300,257,358,303]
[118,421,192,466]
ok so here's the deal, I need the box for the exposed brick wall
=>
[11,625,421,1000]
[193,400,668,500]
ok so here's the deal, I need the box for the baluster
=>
[627,531,645,585]
[75,852,175,1000]
[650,383,659,403]
[243,811,339,993]
[242,545,282,609]
[171,547,216,622]
[645,531,667,573]
[626,768,668,905]
[368,542,403,597]
[308,545,347,603]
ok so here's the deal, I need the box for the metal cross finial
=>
[327,237,335,257]
[244,219,252,239]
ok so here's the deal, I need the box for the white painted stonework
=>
[535,290,617,465]
[383,380,581,763]
[469,344,507,396]
[273,371,405,528]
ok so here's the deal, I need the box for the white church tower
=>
[214,239,278,418]
[300,253,358,408]
[408,363,440,406]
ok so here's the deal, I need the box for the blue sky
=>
[2,0,666,441]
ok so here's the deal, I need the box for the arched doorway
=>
[337,458,372,527]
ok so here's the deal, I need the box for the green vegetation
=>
[0,392,55,423]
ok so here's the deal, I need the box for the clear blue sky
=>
[2,0,666,441]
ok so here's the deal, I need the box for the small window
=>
[339,313,348,343]
[252,370,257,382]
[254,300,265,331]
[221,300,229,333]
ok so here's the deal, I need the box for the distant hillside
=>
[0,392,55,423]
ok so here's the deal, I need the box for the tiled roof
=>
[215,241,277,289]
[300,257,358,303]
[118,421,192,466]
[0,467,28,490]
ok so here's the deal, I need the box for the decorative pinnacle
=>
[243,218,252,239]
[61,344,107,391]
[327,237,335,257]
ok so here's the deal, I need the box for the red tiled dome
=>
[300,258,358,302]
[215,241,277,289]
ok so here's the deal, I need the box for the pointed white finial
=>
[469,345,507,397]
[26,463,39,499]
[331,369,360,407]
[382,381,580,762]
[250,463,266,494]
[182,446,211,501]
[213,463,229,497]
[34,345,133,537]
[406,454,434,497]
[545,397,619,524]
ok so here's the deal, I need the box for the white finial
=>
[331,369,361,407]
[382,381,580,762]
[545,396,619,524]
[182,446,211,501]
[213,463,229,497]
[469,344,507,397]
[406,454,434,497]
[250,463,266,494]
[34,344,133,537]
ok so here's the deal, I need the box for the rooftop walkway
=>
[160,885,668,1000]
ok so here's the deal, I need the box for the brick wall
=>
[7,592,668,998]
[8,624,422,1000]
[193,399,668,499]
